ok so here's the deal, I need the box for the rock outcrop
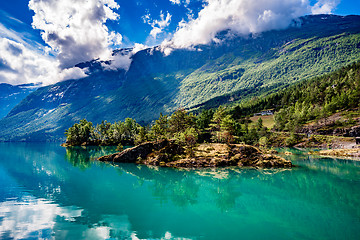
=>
[98,139,171,163]
[310,148,360,158]
[98,141,292,168]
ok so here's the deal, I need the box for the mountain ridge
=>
[1,14,360,141]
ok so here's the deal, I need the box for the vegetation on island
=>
[64,105,271,150]
[64,118,141,147]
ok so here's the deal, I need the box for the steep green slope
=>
[187,33,360,110]
[229,61,360,120]
[86,32,360,120]
[0,14,360,141]
[223,61,360,147]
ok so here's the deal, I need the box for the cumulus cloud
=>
[28,0,122,69]
[0,37,87,85]
[104,43,148,71]
[0,0,142,86]
[0,0,129,85]
[0,15,88,86]
[143,11,172,39]
[161,0,340,54]
[311,0,340,14]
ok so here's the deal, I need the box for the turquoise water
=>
[0,143,359,240]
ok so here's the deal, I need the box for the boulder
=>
[98,139,171,163]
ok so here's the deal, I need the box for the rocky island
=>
[98,140,292,168]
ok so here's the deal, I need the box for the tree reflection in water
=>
[1,143,360,239]
[112,162,291,211]
[65,146,118,169]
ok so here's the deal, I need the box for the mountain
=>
[0,14,360,142]
[0,83,36,119]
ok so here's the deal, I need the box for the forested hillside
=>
[230,61,360,129]
[0,14,360,141]
[63,61,360,149]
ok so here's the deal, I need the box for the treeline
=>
[65,61,360,148]
[65,118,141,146]
[231,61,360,130]
[65,107,270,148]
[273,62,360,131]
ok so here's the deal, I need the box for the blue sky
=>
[0,0,205,47]
[0,0,358,46]
[0,0,359,85]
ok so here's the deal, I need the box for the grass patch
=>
[250,115,275,129]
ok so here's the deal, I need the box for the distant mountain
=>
[0,83,36,119]
[0,14,360,141]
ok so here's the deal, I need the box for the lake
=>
[0,143,359,240]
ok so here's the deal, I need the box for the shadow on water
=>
[0,143,360,239]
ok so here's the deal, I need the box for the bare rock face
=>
[98,141,292,168]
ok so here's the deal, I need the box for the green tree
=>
[256,117,263,130]
[149,113,169,140]
[65,119,94,145]
[210,106,236,143]
[168,109,196,134]
[135,126,147,145]
[210,106,228,131]
[95,120,112,142]
[123,118,140,143]
[174,127,198,157]
[196,109,214,131]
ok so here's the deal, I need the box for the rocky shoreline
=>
[310,148,360,158]
[98,140,292,168]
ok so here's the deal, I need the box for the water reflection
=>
[0,197,56,239]
[65,146,118,169]
[0,196,138,240]
[0,143,360,239]
[0,196,85,239]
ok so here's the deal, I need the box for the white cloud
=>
[133,43,148,53]
[169,0,191,7]
[161,0,340,54]
[0,15,88,86]
[0,36,87,86]
[150,27,163,39]
[143,11,172,39]
[105,43,148,71]
[28,0,122,69]
[170,0,181,5]
[311,0,339,14]
[0,1,147,86]
[0,0,128,85]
